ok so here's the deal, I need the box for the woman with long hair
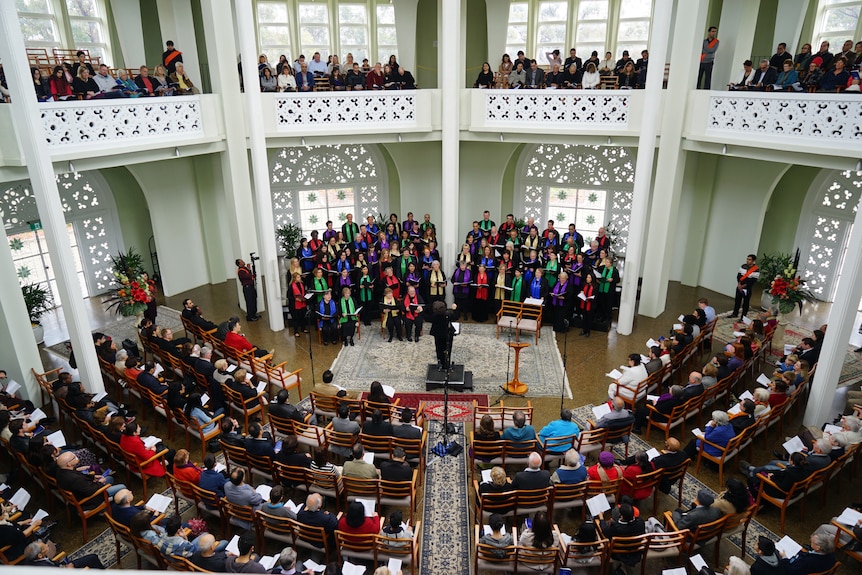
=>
[519,511,555,549]
[338,500,380,535]
[474,62,494,88]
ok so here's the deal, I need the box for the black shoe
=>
[388,337,393,343]
[331,339,338,345]
[343,340,348,346]
[855,347,862,353]
[415,337,420,343]
[407,337,413,342]
[323,341,328,346]
[247,316,259,322]
[772,450,788,460]
[584,332,590,338]
[398,337,404,342]
[632,427,642,434]
[349,338,355,346]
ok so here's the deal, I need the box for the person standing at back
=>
[236,259,259,322]
[698,26,719,89]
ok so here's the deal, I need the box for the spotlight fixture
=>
[607,137,612,145]
[67,161,75,174]
[175,147,180,157]
[301,137,306,146]
[856,159,861,172]
[499,133,504,142]
[722,145,727,155]
[398,133,402,143]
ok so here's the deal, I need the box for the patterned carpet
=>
[571,405,778,560]
[420,420,471,574]
[330,324,571,398]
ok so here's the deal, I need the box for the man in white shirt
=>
[93,64,120,94]
[308,52,327,76]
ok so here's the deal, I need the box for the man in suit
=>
[525,60,545,88]
[296,493,338,547]
[296,62,314,92]
[644,346,663,375]
[218,418,245,448]
[780,531,837,575]
[223,469,263,526]
[181,298,196,319]
[55,451,127,506]
[244,422,276,458]
[270,389,316,425]
[681,372,705,400]
[380,447,413,482]
[563,48,582,72]
[671,488,722,531]
[137,362,168,394]
[25,540,105,569]
[190,306,218,331]
[343,444,380,479]
[511,452,551,490]
[651,438,690,494]
[750,59,778,90]
[392,407,422,439]
[797,338,820,366]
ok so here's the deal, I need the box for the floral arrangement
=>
[769,265,814,314]
[104,248,154,317]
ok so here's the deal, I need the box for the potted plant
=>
[275,223,303,256]
[757,252,793,310]
[22,283,53,344]
[103,248,154,318]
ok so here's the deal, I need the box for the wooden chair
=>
[220,498,257,534]
[541,434,579,467]
[602,420,635,459]
[335,530,377,565]
[31,366,62,419]
[664,511,726,562]
[164,471,198,514]
[607,533,649,573]
[623,467,664,516]
[517,302,543,340]
[474,524,518,573]
[219,440,252,478]
[58,485,110,543]
[254,509,295,555]
[575,426,608,460]
[273,461,311,496]
[289,517,335,563]
[262,361,302,399]
[310,391,361,422]
[600,75,619,89]
[222,384,267,429]
[518,531,560,572]
[549,481,589,520]
[104,512,139,568]
[190,483,223,523]
[292,420,327,452]
[586,477,622,505]
[324,425,359,462]
[496,301,522,339]
[376,521,421,575]
[722,504,758,560]
[832,518,862,570]
[558,536,610,572]
[0,520,52,564]
[380,471,420,524]
[119,444,169,499]
[470,435,536,478]
[645,396,700,440]
[695,424,754,485]
[659,458,690,507]
[755,472,814,533]
[307,468,343,505]
[644,529,690,570]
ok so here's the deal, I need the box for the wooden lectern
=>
[502,341,531,395]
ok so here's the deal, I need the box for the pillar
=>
[156,0,202,88]
[714,0,760,90]
[638,0,710,318]
[439,0,462,285]
[485,0,509,70]
[393,0,420,75]
[236,0,284,331]
[0,2,104,394]
[774,0,810,55]
[803,197,862,426]
[108,0,147,67]
[616,0,673,335]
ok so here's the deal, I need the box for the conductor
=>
[429,301,460,370]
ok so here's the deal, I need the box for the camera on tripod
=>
[249,252,260,262]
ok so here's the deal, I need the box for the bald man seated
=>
[296,493,338,547]
[55,451,127,508]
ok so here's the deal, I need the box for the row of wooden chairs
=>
[472,400,534,431]
[495,300,544,340]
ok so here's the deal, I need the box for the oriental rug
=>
[571,405,780,562]
[714,312,862,388]
[358,391,489,423]
[329,324,572,398]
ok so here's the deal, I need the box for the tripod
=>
[433,314,459,455]
[303,306,316,386]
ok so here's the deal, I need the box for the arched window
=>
[795,169,861,302]
[506,0,653,63]
[270,144,387,236]
[1,171,123,302]
[17,0,112,63]
[515,144,634,255]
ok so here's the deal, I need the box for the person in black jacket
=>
[599,503,646,566]
[269,389,316,425]
[429,300,460,369]
[55,451,126,507]
[244,422,276,458]
[380,447,413,482]
[779,531,837,575]
[190,306,218,331]
[362,409,394,437]
[751,536,782,575]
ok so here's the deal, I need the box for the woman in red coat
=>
[337,501,381,535]
[119,422,166,477]
[172,449,201,485]
[620,451,655,501]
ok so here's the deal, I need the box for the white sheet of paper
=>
[387,559,402,573]
[776,535,803,558]
[672,323,682,330]
[356,497,376,517]
[258,556,277,570]
[4,380,21,396]
[214,462,227,473]
[481,469,493,484]
[285,500,300,514]
[739,390,754,401]
[783,436,807,455]
[837,507,862,526]
[28,408,47,423]
[784,344,795,355]
[592,403,611,419]
[640,354,650,364]
[646,338,659,348]
[662,569,687,575]
[9,488,31,509]
[691,428,704,438]
[362,452,375,464]
[742,316,753,325]
[646,448,661,461]
[256,380,267,394]
[646,395,659,404]
[451,322,461,335]
[201,393,210,405]
[756,374,772,387]
[303,559,326,572]
[92,392,108,403]
[689,554,708,572]
[382,384,396,398]
[143,436,161,449]
[560,532,573,546]
[823,424,842,435]
[732,331,745,338]
[0,483,8,492]
[226,535,240,555]
[524,297,544,306]
[341,562,366,575]
[728,404,742,415]
[577,292,587,301]
[226,364,238,373]
[586,493,611,517]
[154,363,164,377]
[605,369,623,379]
[483,524,507,536]
[46,430,67,448]
[255,485,272,500]
[146,493,172,514]
[678,315,685,322]
[32,509,49,523]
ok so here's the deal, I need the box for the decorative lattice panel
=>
[486,92,629,126]
[708,95,862,141]
[41,96,203,147]
[275,92,416,127]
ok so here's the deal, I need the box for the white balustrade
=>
[484,90,630,126]
[275,91,417,129]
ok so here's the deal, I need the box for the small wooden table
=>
[502,341,531,395]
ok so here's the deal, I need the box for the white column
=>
[616,0,673,335]
[199,0,259,284]
[485,0,509,67]
[713,0,760,90]
[156,0,202,86]
[440,0,461,289]
[393,0,420,74]
[803,202,862,426]
[774,0,811,55]
[236,0,284,330]
[108,0,146,67]
[638,0,709,318]
[0,3,104,394]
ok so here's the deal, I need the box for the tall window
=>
[270,145,387,241]
[298,2,331,59]
[813,0,862,54]
[257,0,292,65]
[16,0,111,63]
[516,144,634,255]
[505,0,653,61]
[339,3,369,63]
[376,4,398,65]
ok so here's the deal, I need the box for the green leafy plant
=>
[605,221,621,255]
[758,252,793,289]
[275,223,303,256]
[513,217,526,229]
[104,247,152,317]
[22,283,53,325]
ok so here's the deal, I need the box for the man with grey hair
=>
[189,533,228,572]
[596,397,634,429]
[751,58,778,90]
[25,540,105,568]
[272,546,298,574]
[550,448,587,484]
[778,530,836,573]
[538,408,581,452]
[296,493,338,546]
[681,372,705,400]
[511,452,551,490]
[501,410,537,443]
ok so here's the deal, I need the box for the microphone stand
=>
[435,311,457,455]
[560,318,569,412]
[304,306,316,387]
